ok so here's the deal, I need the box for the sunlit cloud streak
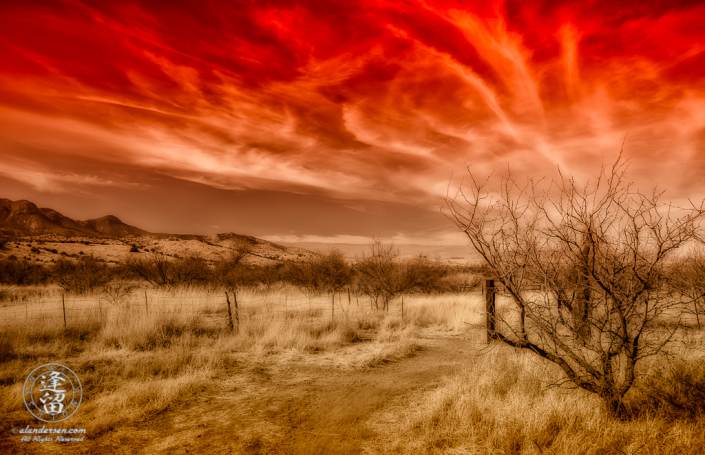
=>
[0,157,142,194]
[1,0,704,242]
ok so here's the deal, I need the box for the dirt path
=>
[90,332,483,454]
[265,336,477,455]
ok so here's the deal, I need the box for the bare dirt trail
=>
[264,335,478,455]
[89,332,484,455]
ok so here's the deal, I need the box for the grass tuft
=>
[629,359,705,420]
[366,345,705,454]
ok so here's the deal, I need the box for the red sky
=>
[1,0,704,255]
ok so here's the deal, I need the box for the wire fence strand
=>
[2,290,476,330]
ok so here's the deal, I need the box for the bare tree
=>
[285,259,320,300]
[316,249,352,292]
[228,240,252,266]
[213,241,253,289]
[356,238,415,312]
[124,250,174,288]
[171,254,210,286]
[53,255,110,294]
[102,279,135,306]
[669,247,705,329]
[124,250,209,288]
[287,249,351,297]
[444,154,705,417]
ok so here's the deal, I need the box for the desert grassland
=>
[365,297,705,455]
[1,286,704,454]
[365,348,705,454]
[0,285,483,439]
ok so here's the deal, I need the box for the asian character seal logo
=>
[23,364,82,423]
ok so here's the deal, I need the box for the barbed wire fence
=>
[1,284,703,360]
[0,287,488,333]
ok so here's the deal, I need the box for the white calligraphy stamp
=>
[23,364,82,423]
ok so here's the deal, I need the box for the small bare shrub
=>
[631,360,705,419]
[53,255,110,294]
[0,287,12,302]
[102,280,135,306]
[0,336,15,363]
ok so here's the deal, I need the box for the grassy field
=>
[1,285,704,454]
[0,286,479,448]
[366,337,705,454]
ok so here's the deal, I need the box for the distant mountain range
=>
[0,198,318,262]
[0,198,476,262]
[0,198,149,238]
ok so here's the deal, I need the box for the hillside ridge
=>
[0,198,316,263]
[0,198,148,238]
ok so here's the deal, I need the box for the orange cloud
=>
[1,0,704,244]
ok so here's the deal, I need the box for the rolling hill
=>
[0,198,315,264]
[0,199,148,238]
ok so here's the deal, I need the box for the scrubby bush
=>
[669,251,705,328]
[0,287,12,302]
[284,249,352,296]
[0,258,48,285]
[52,255,110,294]
[213,241,253,289]
[124,251,212,288]
[171,255,211,286]
[631,360,705,420]
[354,240,464,310]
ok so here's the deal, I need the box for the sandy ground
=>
[144,333,478,455]
[4,331,483,454]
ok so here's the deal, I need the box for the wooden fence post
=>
[62,294,67,329]
[348,288,351,308]
[225,292,234,331]
[332,293,335,321]
[401,296,404,321]
[485,279,496,343]
[144,292,149,314]
[233,290,239,333]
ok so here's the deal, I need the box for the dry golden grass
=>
[4,285,702,454]
[365,332,705,455]
[0,285,482,444]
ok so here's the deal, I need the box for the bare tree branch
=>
[443,152,705,417]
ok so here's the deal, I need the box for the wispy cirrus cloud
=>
[1,0,704,243]
[0,158,143,193]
